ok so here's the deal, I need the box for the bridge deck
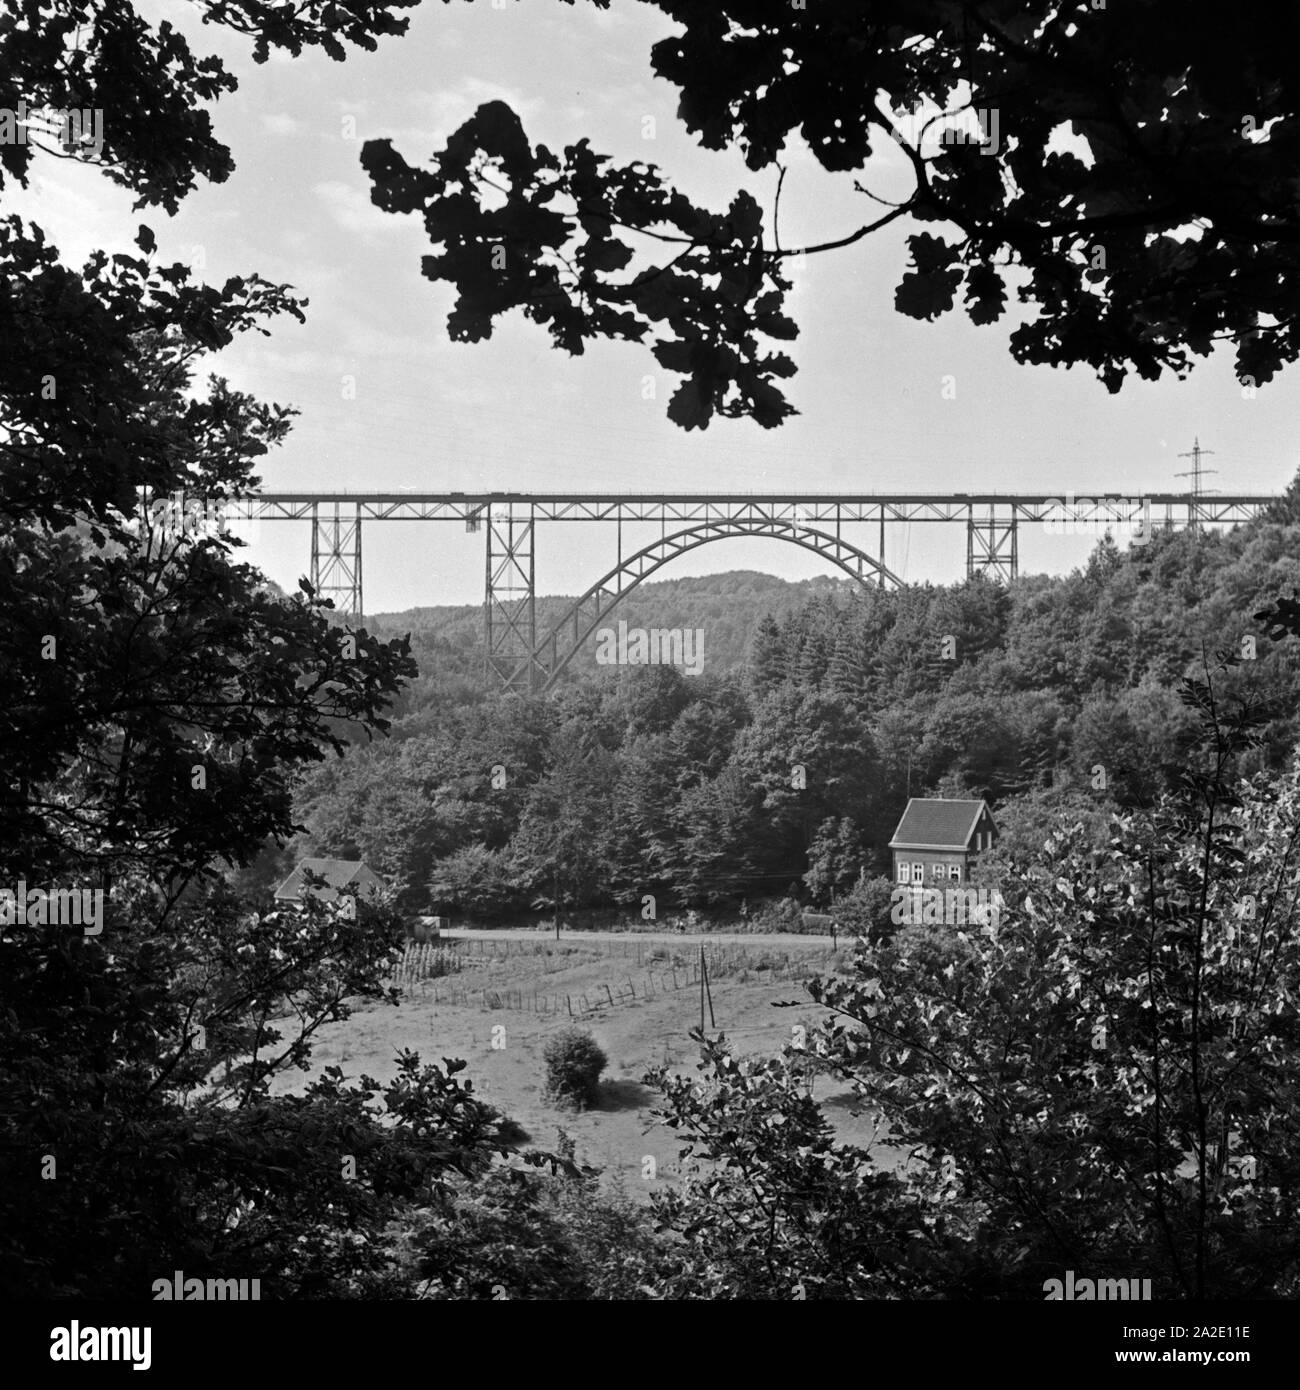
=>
[228,491,1275,525]
[209,489,1279,690]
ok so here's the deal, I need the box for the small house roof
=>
[888,798,991,852]
[273,858,383,903]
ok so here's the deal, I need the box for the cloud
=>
[313,179,420,239]
[260,113,305,137]
[404,77,544,137]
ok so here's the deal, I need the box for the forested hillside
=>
[367,569,853,705]
[243,483,1300,921]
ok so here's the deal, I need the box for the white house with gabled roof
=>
[888,798,997,887]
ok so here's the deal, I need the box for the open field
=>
[270,936,908,1200]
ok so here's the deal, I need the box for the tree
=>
[647,1033,958,1298]
[610,665,692,741]
[749,614,786,697]
[363,1,1300,428]
[1071,680,1197,808]
[972,781,1113,891]
[0,0,570,1301]
[735,688,880,860]
[0,1,420,212]
[427,842,524,918]
[510,723,617,911]
[601,731,687,906]
[652,631,1300,1298]
[675,762,774,906]
[412,1159,671,1300]
[803,816,867,904]
[828,874,898,945]
[826,630,866,701]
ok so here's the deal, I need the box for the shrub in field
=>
[543,1028,608,1109]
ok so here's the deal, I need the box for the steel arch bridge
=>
[223,489,1278,691]
[525,517,903,691]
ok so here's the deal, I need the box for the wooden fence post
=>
[604,984,614,1007]
[699,947,705,1033]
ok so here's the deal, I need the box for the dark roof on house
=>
[888,799,990,851]
[273,858,383,903]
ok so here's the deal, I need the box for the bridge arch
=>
[523,517,902,691]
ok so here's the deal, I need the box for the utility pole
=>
[698,946,715,1033]
[1176,437,1218,534]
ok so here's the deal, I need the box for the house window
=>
[931,862,945,880]
[949,864,961,882]
[911,862,924,884]
[897,862,910,883]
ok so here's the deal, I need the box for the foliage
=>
[0,0,559,1302]
[412,1165,671,1300]
[428,843,526,916]
[543,1028,608,1110]
[646,1034,964,1299]
[646,632,1300,1298]
[11,0,1300,1302]
[827,875,898,945]
[803,817,869,903]
[363,1,1300,425]
[295,507,1300,923]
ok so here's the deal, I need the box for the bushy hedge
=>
[543,1028,608,1109]
[829,875,899,943]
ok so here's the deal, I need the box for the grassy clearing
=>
[268,937,901,1201]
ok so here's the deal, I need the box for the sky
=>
[14,0,1298,612]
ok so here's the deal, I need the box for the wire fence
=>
[437,933,836,964]
[399,941,832,1018]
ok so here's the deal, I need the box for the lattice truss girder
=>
[485,507,537,691]
[235,493,1278,683]
[233,493,1274,527]
[310,504,362,623]
[966,505,1019,583]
